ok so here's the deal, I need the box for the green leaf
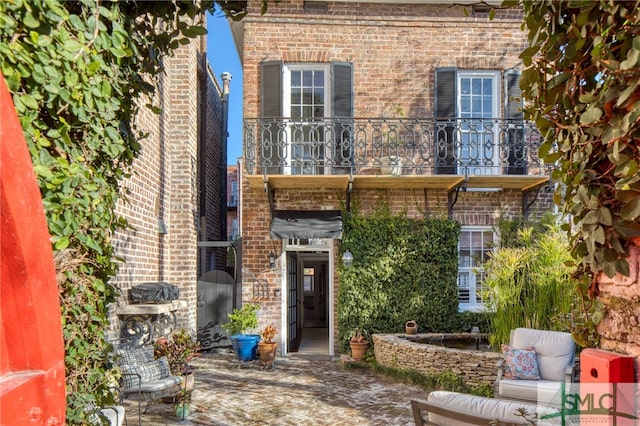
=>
[614,221,640,237]
[596,207,613,226]
[620,46,640,70]
[593,226,605,244]
[580,106,603,124]
[110,47,127,58]
[620,196,640,220]
[69,14,85,31]
[64,39,84,52]
[182,25,208,37]
[23,12,40,29]
[54,235,70,250]
[34,164,54,179]
[19,94,39,110]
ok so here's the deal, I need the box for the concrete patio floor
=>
[124,351,427,425]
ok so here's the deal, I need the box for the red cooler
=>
[579,348,636,425]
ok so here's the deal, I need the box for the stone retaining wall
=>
[372,334,501,388]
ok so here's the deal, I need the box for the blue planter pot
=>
[231,334,260,361]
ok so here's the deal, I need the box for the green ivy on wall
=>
[337,204,460,353]
[0,1,215,422]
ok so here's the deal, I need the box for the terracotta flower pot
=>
[258,342,278,365]
[350,341,370,361]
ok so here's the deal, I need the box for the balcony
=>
[243,118,550,192]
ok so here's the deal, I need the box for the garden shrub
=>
[482,219,576,348]
[337,204,460,352]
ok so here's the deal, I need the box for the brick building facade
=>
[234,1,553,357]
[109,33,228,340]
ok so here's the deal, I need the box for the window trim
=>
[457,225,495,312]
[283,63,331,120]
[281,63,332,175]
[456,70,501,176]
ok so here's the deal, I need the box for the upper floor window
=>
[435,68,524,176]
[260,61,353,175]
[458,226,495,312]
[458,71,499,175]
[284,65,329,121]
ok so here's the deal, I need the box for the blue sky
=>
[206,11,243,164]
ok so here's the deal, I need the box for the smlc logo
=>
[540,383,637,425]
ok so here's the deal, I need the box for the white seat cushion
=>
[511,328,575,381]
[498,379,566,407]
[427,391,557,426]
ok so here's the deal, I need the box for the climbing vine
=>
[516,1,640,295]
[0,0,279,423]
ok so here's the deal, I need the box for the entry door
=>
[303,261,328,327]
[287,252,300,352]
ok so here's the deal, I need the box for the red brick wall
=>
[200,63,227,272]
[241,1,526,119]
[110,26,226,338]
[239,1,552,354]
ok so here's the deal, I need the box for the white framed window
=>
[283,64,331,175]
[457,71,500,176]
[458,226,495,311]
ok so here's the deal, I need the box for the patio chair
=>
[112,343,183,425]
[494,327,577,407]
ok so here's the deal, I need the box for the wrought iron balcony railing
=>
[243,118,547,177]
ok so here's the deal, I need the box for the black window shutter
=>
[435,68,456,174]
[504,69,526,175]
[260,61,283,174]
[332,62,353,118]
[504,70,523,120]
[332,62,354,174]
[261,61,282,117]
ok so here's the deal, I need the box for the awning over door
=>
[270,210,343,239]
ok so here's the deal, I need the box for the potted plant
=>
[154,329,201,394]
[221,303,260,361]
[349,329,370,361]
[258,323,278,365]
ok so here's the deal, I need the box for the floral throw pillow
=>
[501,344,540,380]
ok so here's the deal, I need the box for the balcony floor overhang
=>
[246,174,549,192]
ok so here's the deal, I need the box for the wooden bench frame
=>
[411,398,532,425]
[412,399,490,425]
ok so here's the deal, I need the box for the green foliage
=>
[482,219,579,348]
[154,329,201,376]
[495,212,557,249]
[0,1,218,422]
[222,303,260,335]
[217,0,281,21]
[337,205,460,353]
[519,1,640,291]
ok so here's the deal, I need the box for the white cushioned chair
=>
[494,328,577,408]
